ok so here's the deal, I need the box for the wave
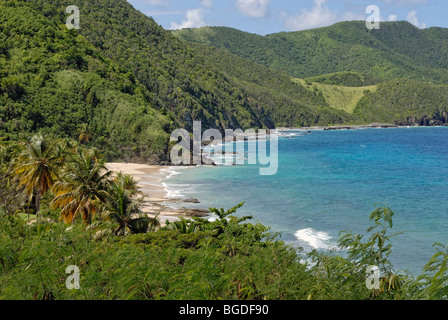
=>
[278,131,306,138]
[160,166,192,179]
[162,182,199,200]
[294,228,336,251]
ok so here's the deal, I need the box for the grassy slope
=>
[296,79,377,114]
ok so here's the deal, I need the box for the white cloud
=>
[388,14,398,21]
[406,10,426,28]
[201,0,213,8]
[148,10,184,16]
[236,0,270,18]
[380,0,427,5]
[141,0,169,6]
[170,8,207,29]
[284,0,362,31]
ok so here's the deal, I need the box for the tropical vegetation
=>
[3,0,448,301]
[1,135,448,300]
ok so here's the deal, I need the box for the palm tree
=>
[51,149,111,225]
[114,171,142,197]
[104,173,160,235]
[13,134,63,221]
[77,123,93,145]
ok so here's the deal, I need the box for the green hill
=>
[354,79,448,125]
[3,0,448,164]
[186,43,353,127]
[0,0,357,155]
[0,1,171,163]
[173,22,448,84]
[0,0,306,162]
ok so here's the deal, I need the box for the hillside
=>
[3,1,448,165]
[354,79,448,125]
[2,0,276,133]
[0,1,174,163]
[173,22,448,84]
[187,43,354,127]
[0,0,360,163]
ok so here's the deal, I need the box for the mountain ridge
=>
[173,21,448,84]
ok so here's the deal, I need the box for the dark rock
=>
[183,198,200,204]
[181,208,209,217]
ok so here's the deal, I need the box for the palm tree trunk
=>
[35,191,40,223]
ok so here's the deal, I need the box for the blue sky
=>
[127,0,447,35]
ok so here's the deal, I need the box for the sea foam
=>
[294,228,335,251]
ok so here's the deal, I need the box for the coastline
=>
[106,163,209,226]
[277,123,400,131]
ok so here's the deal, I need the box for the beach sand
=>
[106,163,209,226]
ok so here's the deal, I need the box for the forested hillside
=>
[0,1,174,163]
[354,79,448,125]
[173,22,448,84]
[187,43,353,127]
[0,0,358,163]
[174,22,448,128]
[4,0,448,164]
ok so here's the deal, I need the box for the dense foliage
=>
[1,193,448,299]
[0,1,171,162]
[305,72,381,87]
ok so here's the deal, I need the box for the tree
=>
[13,134,63,221]
[77,123,93,145]
[413,243,448,299]
[337,206,403,299]
[104,173,160,235]
[51,149,111,225]
[0,140,25,216]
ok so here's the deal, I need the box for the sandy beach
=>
[106,163,209,226]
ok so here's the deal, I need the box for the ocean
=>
[163,127,448,275]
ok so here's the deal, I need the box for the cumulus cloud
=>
[170,8,207,29]
[284,0,363,31]
[406,10,426,28]
[236,0,270,18]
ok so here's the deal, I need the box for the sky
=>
[126,0,447,35]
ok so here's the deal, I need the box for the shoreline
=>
[106,163,209,226]
[277,123,400,131]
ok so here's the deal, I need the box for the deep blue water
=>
[165,127,448,275]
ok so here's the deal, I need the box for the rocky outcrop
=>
[395,111,448,126]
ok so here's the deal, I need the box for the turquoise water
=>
[165,127,448,275]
